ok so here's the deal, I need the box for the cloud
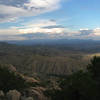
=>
[0,18,100,40]
[0,5,27,23]
[79,29,93,36]
[19,19,66,34]
[0,27,18,35]
[0,19,68,40]
[70,28,100,40]
[0,0,61,23]
[43,25,64,29]
[24,0,60,9]
[0,19,66,36]
[78,28,100,37]
[93,28,100,36]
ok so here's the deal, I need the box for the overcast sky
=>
[0,0,100,40]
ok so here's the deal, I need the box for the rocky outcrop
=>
[7,65,39,84]
[0,65,48,100]
[5,88,47,100]
[0,90,4,97]
[23,87,47,100]
[6,90,21,100]
[0,90,5,100]
[0,64,17,73]
[26,97,34,100]
[23,76,39,83]
[7,65,17,72]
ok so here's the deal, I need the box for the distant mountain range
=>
[2,39,100,46]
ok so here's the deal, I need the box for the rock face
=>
[6,90,21,100]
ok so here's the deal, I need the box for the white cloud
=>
[0,19,68,40]
[0,0,62,23]
[80,28,89,31]
[1,18,100,40]
[79,28,100,37]
[19,19,66,34]
[0,27,18,35]
[93,28,100,36]
[0,27,26,40]
[22,19,57,28]
[19,27,65,34]
[24,0,60,10]
[0,4,27,23]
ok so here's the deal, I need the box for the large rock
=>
[6,90,21,100]
[23,87,47,100]
[0,90,4,97]
[0,64,16,73]
[23,76,39,83]
[7,65,17,72]
[0,90,5,100]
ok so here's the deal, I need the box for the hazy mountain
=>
[5,39,100,45]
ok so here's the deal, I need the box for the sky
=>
[0,0,100,40]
